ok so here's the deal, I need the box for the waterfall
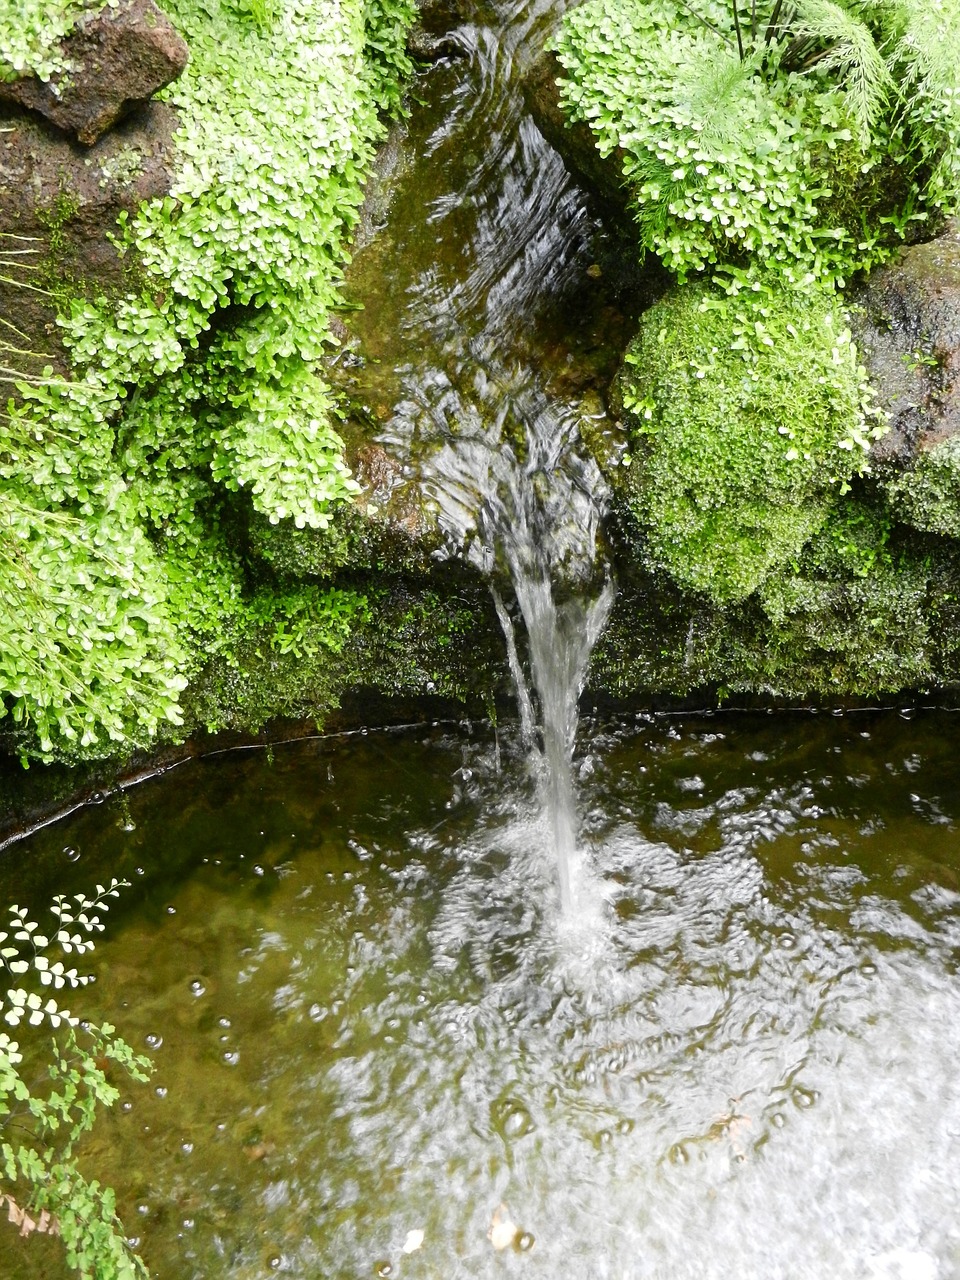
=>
[475,385,614,914]
[494,568,615,915]
[348,0,619,908]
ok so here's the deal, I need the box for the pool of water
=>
[2,710,959,1279]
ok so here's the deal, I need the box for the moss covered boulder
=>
[605,281,879,605]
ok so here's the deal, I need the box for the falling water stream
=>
[4,3,960,1279]
[340,0,623,908]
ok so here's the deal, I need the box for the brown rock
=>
[0,0,188,146]
[405,28,466,61]
[0,100,180,376]
[851,222,960,465]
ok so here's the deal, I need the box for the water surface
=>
[2,710,959,1280]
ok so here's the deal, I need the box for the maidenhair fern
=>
[0,881,151,1280]
[0,0,416,763]
[555,0,960,286]
[0,0,103,82]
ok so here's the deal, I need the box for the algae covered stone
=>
[615,282,880,605]
[885,434,960,538]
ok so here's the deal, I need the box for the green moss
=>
[36,191,82,301]
[245,502,433,581]
[182,580,503,736]
[595,494,960,699]
[744,501,933,695]
[615,281,880,605]
[883,435,960,537]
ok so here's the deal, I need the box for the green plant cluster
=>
[718,493,948,694]
[883,434,960,537]
[0,881,151,1280]
[554,0,960,289]
[0,0,106,83]
[617,281,883,603]
[556,0,960,672]
[0,0,416,763]
[0,492,188,759]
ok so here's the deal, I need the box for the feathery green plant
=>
[0,880,151,1280]
[555,0,960,287]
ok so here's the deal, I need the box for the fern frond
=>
[674,46,763,145]
[889,0,960,97]
[789,0,893,142]
[886,0,960,197]
[624,149,689,247]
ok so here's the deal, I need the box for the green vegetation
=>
[745,512,936,693]
[617,282,883,603]
[884,435,960,537]
[595,492,959,698]
[0,0,99,82]
[0,881,151,1280]
[556,0,960,682]
[554,0,960,290]
[0,0,416,763]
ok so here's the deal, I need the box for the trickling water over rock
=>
[336,0,622,904]
[521,48,633,225]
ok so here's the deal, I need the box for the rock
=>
[405,28,467,61]
[852,222,960,465]
[0,100,179,374]
[415,0,472,34]
[0,0,188,146]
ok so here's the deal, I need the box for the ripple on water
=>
[3,714,960,1279]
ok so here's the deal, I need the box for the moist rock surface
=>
[0,0,188,145]
[854,222,960,465]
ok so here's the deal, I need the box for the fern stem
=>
[764,0,786,45]
[731,0,745,59]
[672,0,735,45]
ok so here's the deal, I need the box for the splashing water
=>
[478,413,615,914]
[6,713,960,1280]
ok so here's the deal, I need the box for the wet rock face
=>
[0,0,188,146]
[853,223,960,465]
[0,100,179,373]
